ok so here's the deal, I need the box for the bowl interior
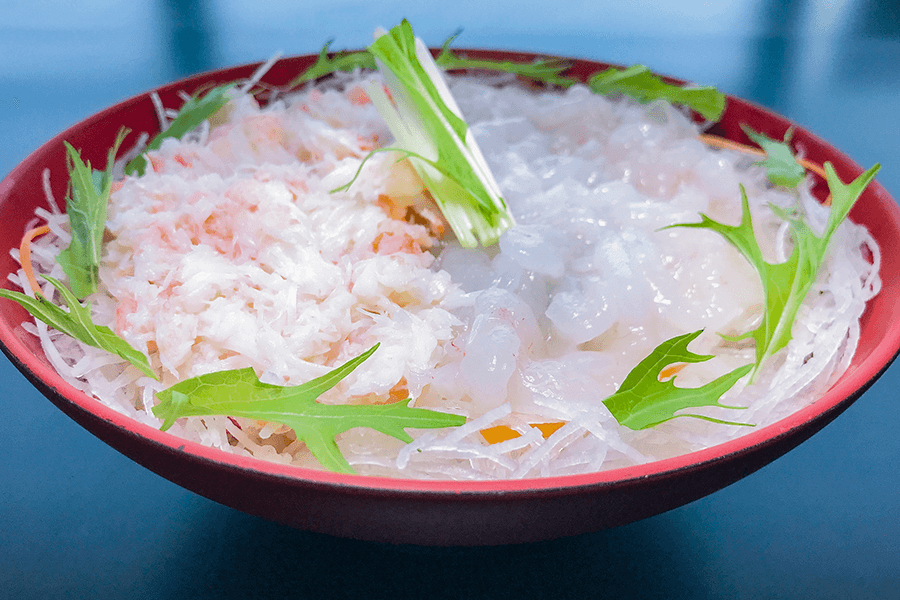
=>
[2,51,900,543]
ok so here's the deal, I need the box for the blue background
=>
[1,1,898,598]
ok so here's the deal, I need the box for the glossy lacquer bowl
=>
[1,51,899,546]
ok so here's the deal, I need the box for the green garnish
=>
[124,83,236,176]
[288,27,727,124]
[287,40,377,88]
[434,30,574,86]
[588,64,726,122]
[602,330,753,430]
[0,276,157,380]
[57,130,128,299]
[366,20,515,248]
[435,32,726,119]
[152,344,466,474]
[668,163,880,381]
[741,125,806,188]
[287,30,573,92]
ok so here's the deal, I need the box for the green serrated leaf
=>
[58,129,128,298]
[602,330,753,430]
[433,34,727,120]
[152,344,466,474]
[588,64,726,122]
[667,162,880,381]
[287,40,377,88]
[741,125,806,188]
[434,30,574,87]
[125,83,236,176]
[0,276,157,380]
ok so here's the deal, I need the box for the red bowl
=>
[2,51,899,546]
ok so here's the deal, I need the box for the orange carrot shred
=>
[481,425,521,444]
[19,225,51,295]
[698,133,832,205]
[531,422,565,438]
[658,362,687,381]
[481,422,568,444]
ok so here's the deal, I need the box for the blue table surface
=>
[2,1,898,598]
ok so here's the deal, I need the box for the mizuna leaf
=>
[124,83,236,176]
[435,39,728,121]
[57,129,128,298]
[602,330,753,430]
[0,276,157,380]
[667,162,880,381]
[741,125,806,188]
[588,64,726,122]
[152,344,466,474]
[434,30,574,86]
[287,40,377,87]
